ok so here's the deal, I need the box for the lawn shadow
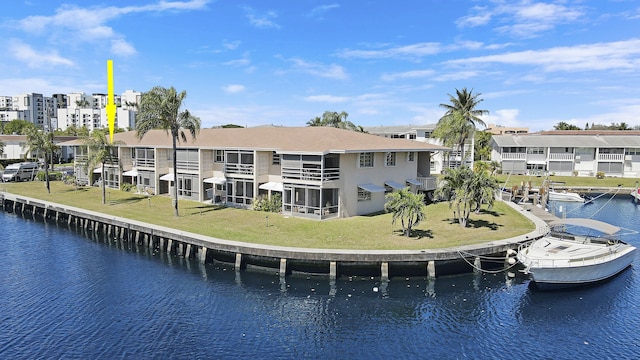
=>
[110,196,146,205]
[185,204,226,215]
[476,208,501,217]
[392,229,433,239]
[57,187,90,194]
[467,218,501,230]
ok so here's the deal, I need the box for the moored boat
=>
[517,218,636,289]
[548,190,585,202]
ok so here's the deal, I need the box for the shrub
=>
[36,171,61,181]
[120,183,136,192]
[596,171,605,179]
[253,193,282,212]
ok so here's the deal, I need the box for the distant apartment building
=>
[364,124,470,174]
[484,123,529,135]
[491,130,640,177]
[0,90,140,132]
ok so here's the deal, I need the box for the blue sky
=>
[1,0,639,131]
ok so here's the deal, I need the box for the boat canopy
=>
[549,218,621,235]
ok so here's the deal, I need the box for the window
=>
[527,147,544,154]
[215,150,224,163]
[385,152,396,167]
[407,152,415,162]
[272,152,280,165]
[409,134,416,140]
[359,152,374,168]
[357,188,371,201]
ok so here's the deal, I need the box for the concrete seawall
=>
[0,191,548,280]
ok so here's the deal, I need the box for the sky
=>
[1,0,639,132]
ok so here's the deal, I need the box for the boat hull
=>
[524,248,636,288]
[548,191,584,202]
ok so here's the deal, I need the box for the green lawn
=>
[1,181,535,250]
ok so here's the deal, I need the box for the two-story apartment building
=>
[70,127,447,220]
[0,134,77,161]
[365,124,473,174]
[491,130,640,177]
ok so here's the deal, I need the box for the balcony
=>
[598,153,624,161]
[501,153,526,160]
[548,153,574,160]
[225,163,254,175]
[281,167,340,182]
[133,159,155,168]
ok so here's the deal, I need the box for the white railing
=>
[225,163,254,175]
[548,153,574,160]
[501,153,526,160]
[597,153,624,161]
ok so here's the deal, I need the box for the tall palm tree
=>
[83,129,123,205]
[433,88,489,163]
[0,139,4,158]
[24,128,57,194]
[136,86,201,217]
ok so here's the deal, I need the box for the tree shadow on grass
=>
[467,218,501,230]
[110,196,146,205]
[185,204,226,215]
[476,208,502,217]
[57,187,90,194]
[392,229,433,239]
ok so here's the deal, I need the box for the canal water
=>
[1,195,639,359]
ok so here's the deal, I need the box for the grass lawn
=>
[1,181,535,250]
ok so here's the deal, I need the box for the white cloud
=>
[8,0,209,57]
[223,84,245,94]
[304,95,349,103]
[446,39,640,72]
[337,42,442,60]
[243,7,280,29]
[482,109,521,127]
[308,4,340,19]
[111,39,137,57]
[9,40,74,68]
[279,57,348,80]
[381,69,435,82]
[456,1,585,38]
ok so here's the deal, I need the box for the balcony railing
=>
[225,163,254,175]
[281,167,340,181]
[597,153,624,161]
[548,153,574,160]
[501,153,526,160]
[133,159,155,168]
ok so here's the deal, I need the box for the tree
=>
[4,119,35,135]
[75,99,91,108]
[474,130,492,161]
[434,166,499,227]
[384,188,426,237]
[306,111,366,132]
[0,139,4,157]
[433,88,489,163]
[24,128,57,193]
[553,121,580,130]
[136,86,201,216]
[82,129,123,205]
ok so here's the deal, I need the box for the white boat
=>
[631,189,640,202]
[548,190,585,202]
[517,218,636,289]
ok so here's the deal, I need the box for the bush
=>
[596,171,605,179]
[120,183,136,192]
[36,171,61,181]
[253,193,282,212]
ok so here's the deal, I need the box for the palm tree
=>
[136,86,201,217]
[24,128,57,193]
[82,129,123,205]
[384,188,426,237]
[0,139,4,157]
[434,166,498,227]
[433,88,489,163]
[306,111,366,132]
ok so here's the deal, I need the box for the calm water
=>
[1,196,639,359]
